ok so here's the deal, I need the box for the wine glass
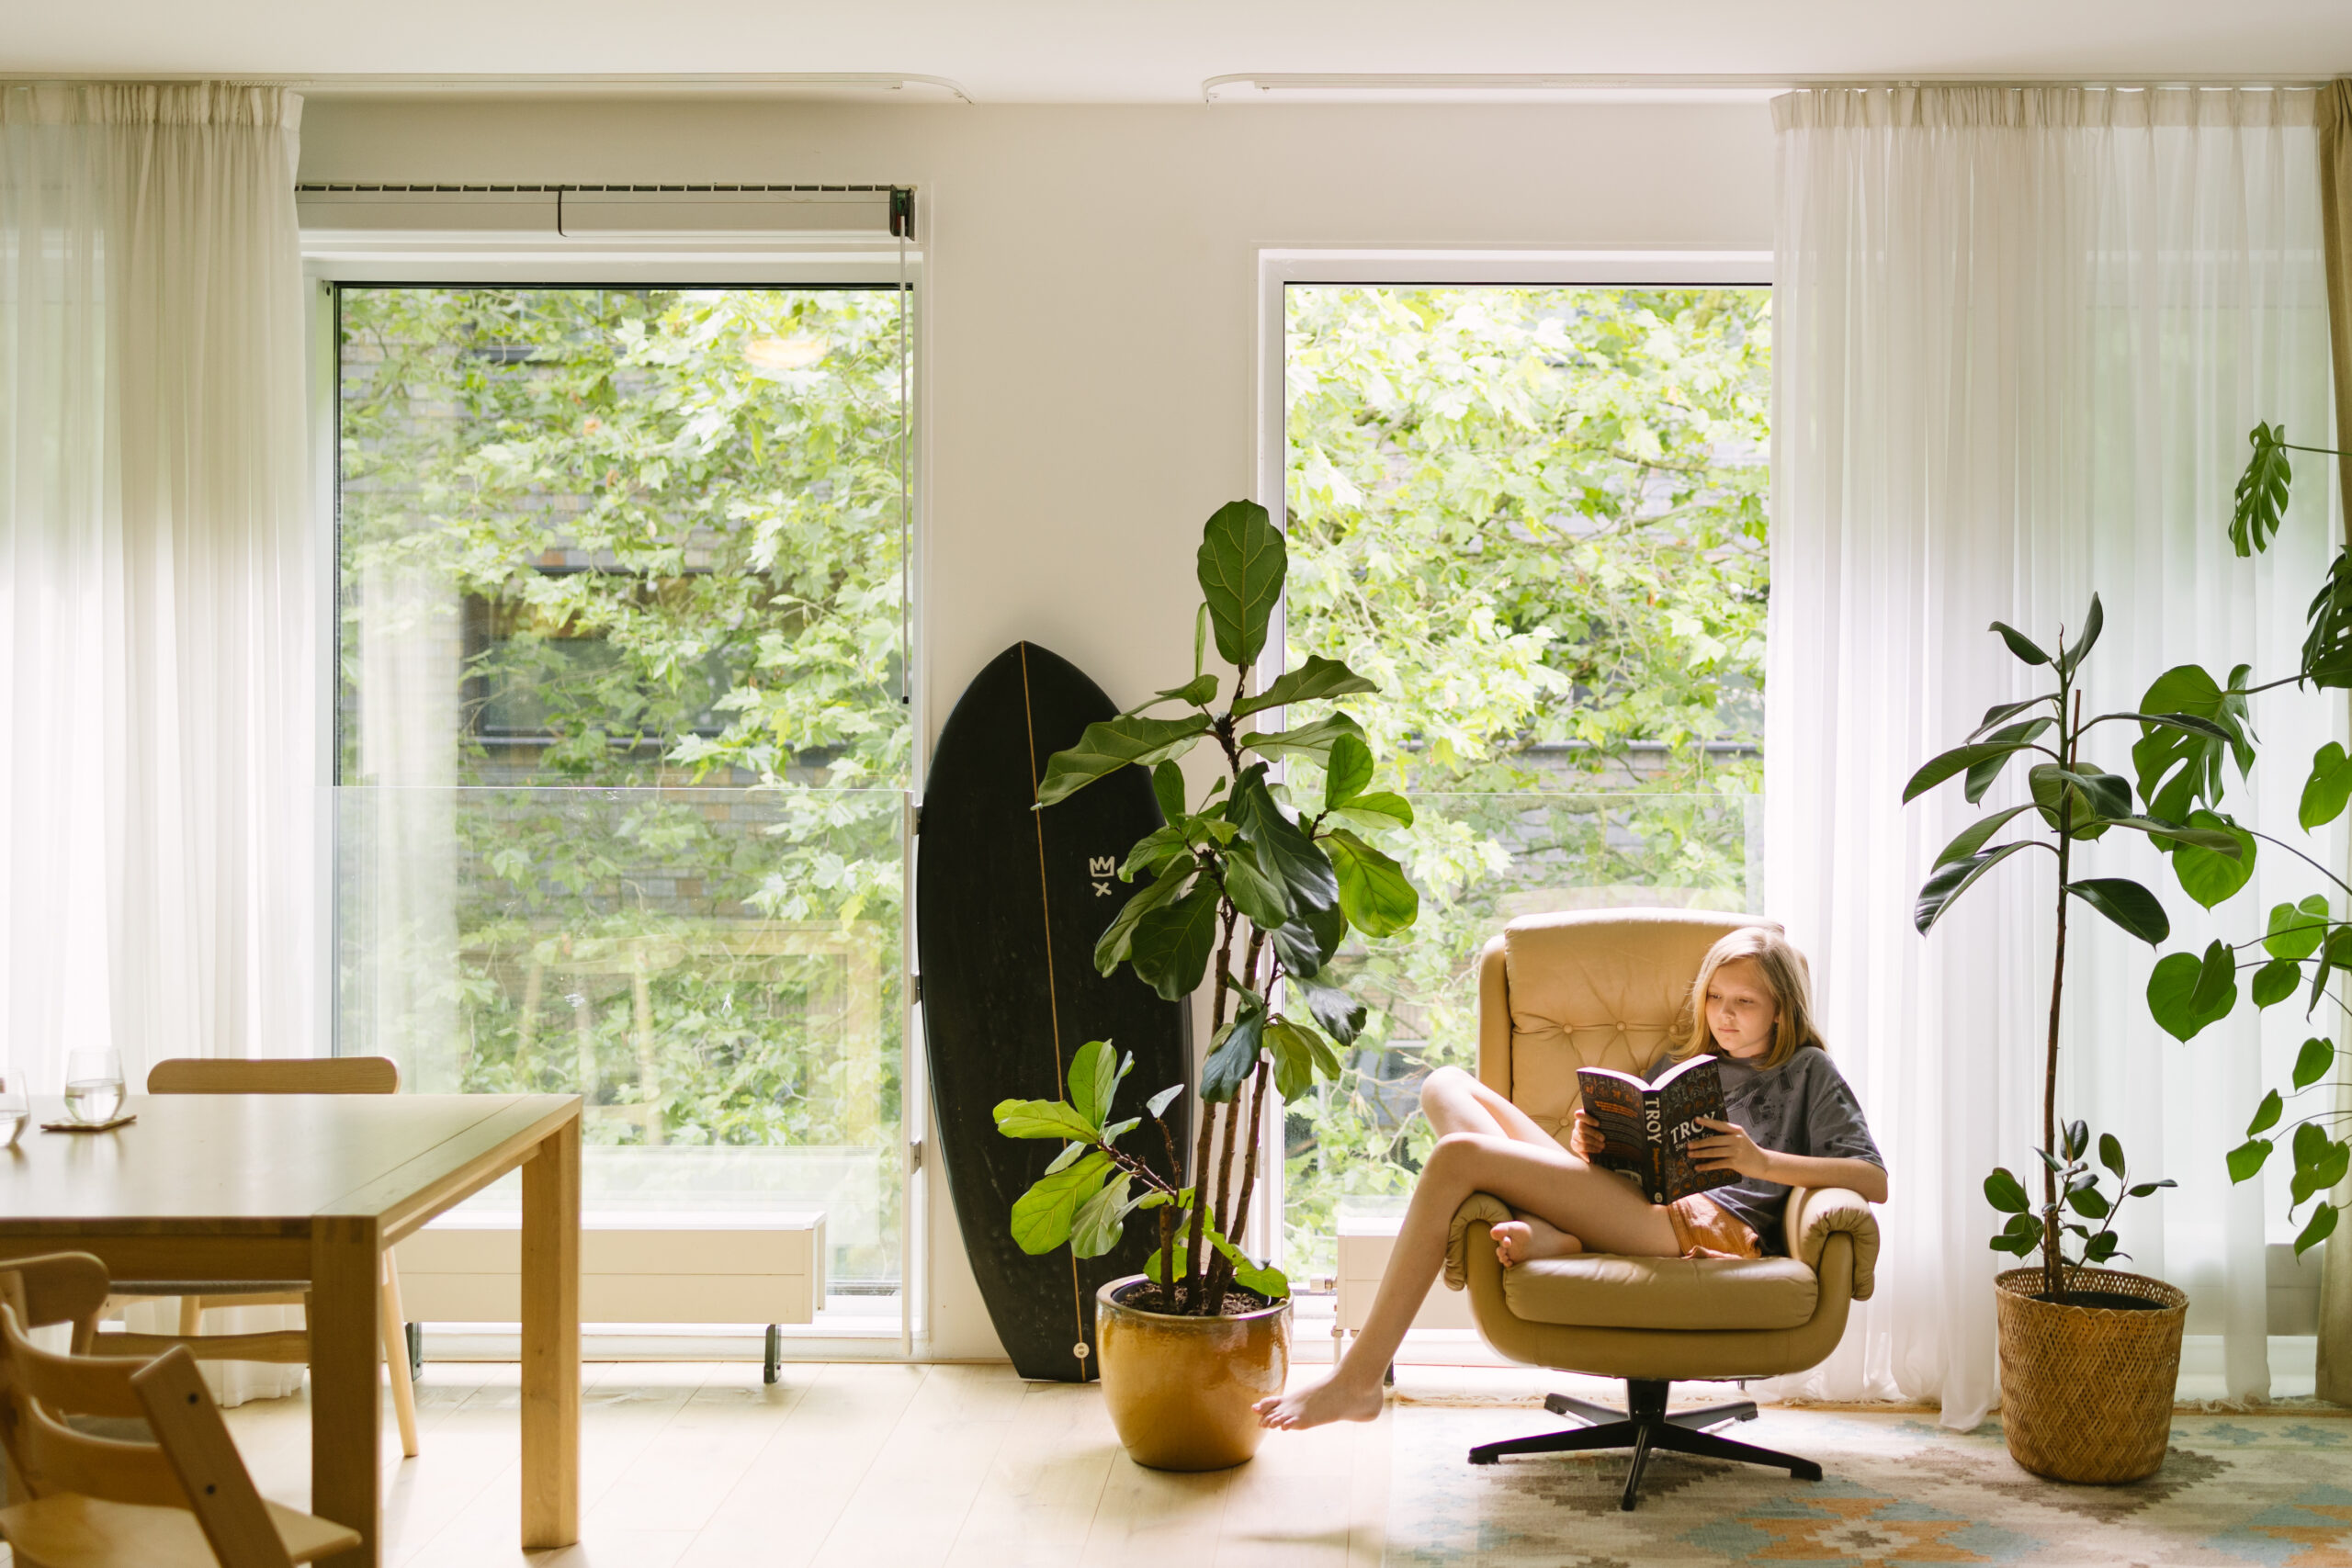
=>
[62,1047,125,1124]
[0,1072,26,1148]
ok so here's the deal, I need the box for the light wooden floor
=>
[212,1360,1391,1567]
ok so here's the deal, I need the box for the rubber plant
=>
[1902,601,2242,1300]
[2132,421,2352,1258]
[991,500,1420,1314]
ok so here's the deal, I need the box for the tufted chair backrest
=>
[1475,907,1774,1141]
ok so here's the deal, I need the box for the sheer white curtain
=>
[1766,85,2340,1426]
[0,84,314,1402]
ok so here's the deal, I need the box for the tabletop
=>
[0,1093,581,1238]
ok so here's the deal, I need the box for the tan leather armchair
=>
[1443,908,1881,1509]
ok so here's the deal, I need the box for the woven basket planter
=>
[1994,1267,2188,1483]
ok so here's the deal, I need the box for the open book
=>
[1577,1055,1738,1206]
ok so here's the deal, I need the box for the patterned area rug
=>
[1388,1387,2352,1566]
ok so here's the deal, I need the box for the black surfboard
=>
[916,643,1193,1382]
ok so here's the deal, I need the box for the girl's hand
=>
[1568,1110,1604,1161]
[1690,1116,1771,1180]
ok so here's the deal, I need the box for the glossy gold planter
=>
[1096,1275,1291,1471]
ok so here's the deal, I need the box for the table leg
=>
[311,1214,383,1567]
[521,1113,580,1549]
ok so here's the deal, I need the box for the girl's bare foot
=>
[1253,1371,1385,1430]
[1493,1216,1584,1269]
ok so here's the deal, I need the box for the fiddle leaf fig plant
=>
[1904,595,2236,1300]
[993,500,1419,1315]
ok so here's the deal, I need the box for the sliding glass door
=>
[333,284,910,1304]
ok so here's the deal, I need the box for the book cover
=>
[1576,1054,1738,1205]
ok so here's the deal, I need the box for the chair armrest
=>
[1786,1186,1880,1302]
[1444,1193,1514,1290]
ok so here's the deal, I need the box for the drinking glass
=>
[0,1072,26,1148]
[62,1048,125,1124]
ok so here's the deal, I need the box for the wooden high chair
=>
[0,1252,361,1568]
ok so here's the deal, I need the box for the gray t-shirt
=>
[1707,1046,1882,1256]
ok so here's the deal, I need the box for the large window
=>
[1279,283,1771,1274]
[334,285,909,1299]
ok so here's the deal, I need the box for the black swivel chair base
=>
[1467,1378,1824,1511]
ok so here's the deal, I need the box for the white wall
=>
[299,96,1779,1358]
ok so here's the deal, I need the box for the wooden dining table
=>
[0,1090,582,1568]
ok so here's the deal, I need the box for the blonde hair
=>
[1671,926,1824,1070]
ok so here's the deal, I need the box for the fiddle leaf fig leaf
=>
[1328,792,1414,831]
[1231,654,1378,719]
[1196,500,1286,667]
[1201,997,1266,1104]
[1145,1083,1184,1120]
[994,1098,1101,1143]
[1325,828,1419,938]
[1069,1172,1138,1259]
[1237,712,1366,763]
[1151,760,1186,823]
[1220,840,1294,931]
[1067,1038,1123,1129]
[1126,882,1221,1000]
[1092,862,1193,975]
[1036,713,1214,807]
[1321,733,1374,809]
[1291,970,1368,1045]
[1009,1152,1111,1255]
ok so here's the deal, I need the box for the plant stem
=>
[1187,907,1239,1311]
[2042,685,2077,1301]
[1221,1058,1275,1297]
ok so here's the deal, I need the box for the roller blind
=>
[296,184,914,240]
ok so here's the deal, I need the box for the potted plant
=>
[992,500,1419,1470]
[1904,599,2244,1481]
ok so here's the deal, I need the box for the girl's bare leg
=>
[1254,1131,1679,1430]
[1419,1066,1585,1267]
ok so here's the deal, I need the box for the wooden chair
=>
[98,1056,420,1458]
[0,1254,359,1568]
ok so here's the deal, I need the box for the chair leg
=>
[1470,1379,1822,1511]
[379,1258,421,1458]
[1667,1398,1758,1431]
[1644,1418,1823,1481]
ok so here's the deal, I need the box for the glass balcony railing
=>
[1281,790,1761,1277]
[333,785,906,1292]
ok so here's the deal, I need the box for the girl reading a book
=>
[1256,925,1883,1432]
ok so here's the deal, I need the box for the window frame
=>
[303,238,932,1358]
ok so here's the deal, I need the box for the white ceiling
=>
[7,0,2352,105]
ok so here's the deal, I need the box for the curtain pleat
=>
[2314,78,2352,1408]
[1767,85,2341,1425]
[0,84,314,1403]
